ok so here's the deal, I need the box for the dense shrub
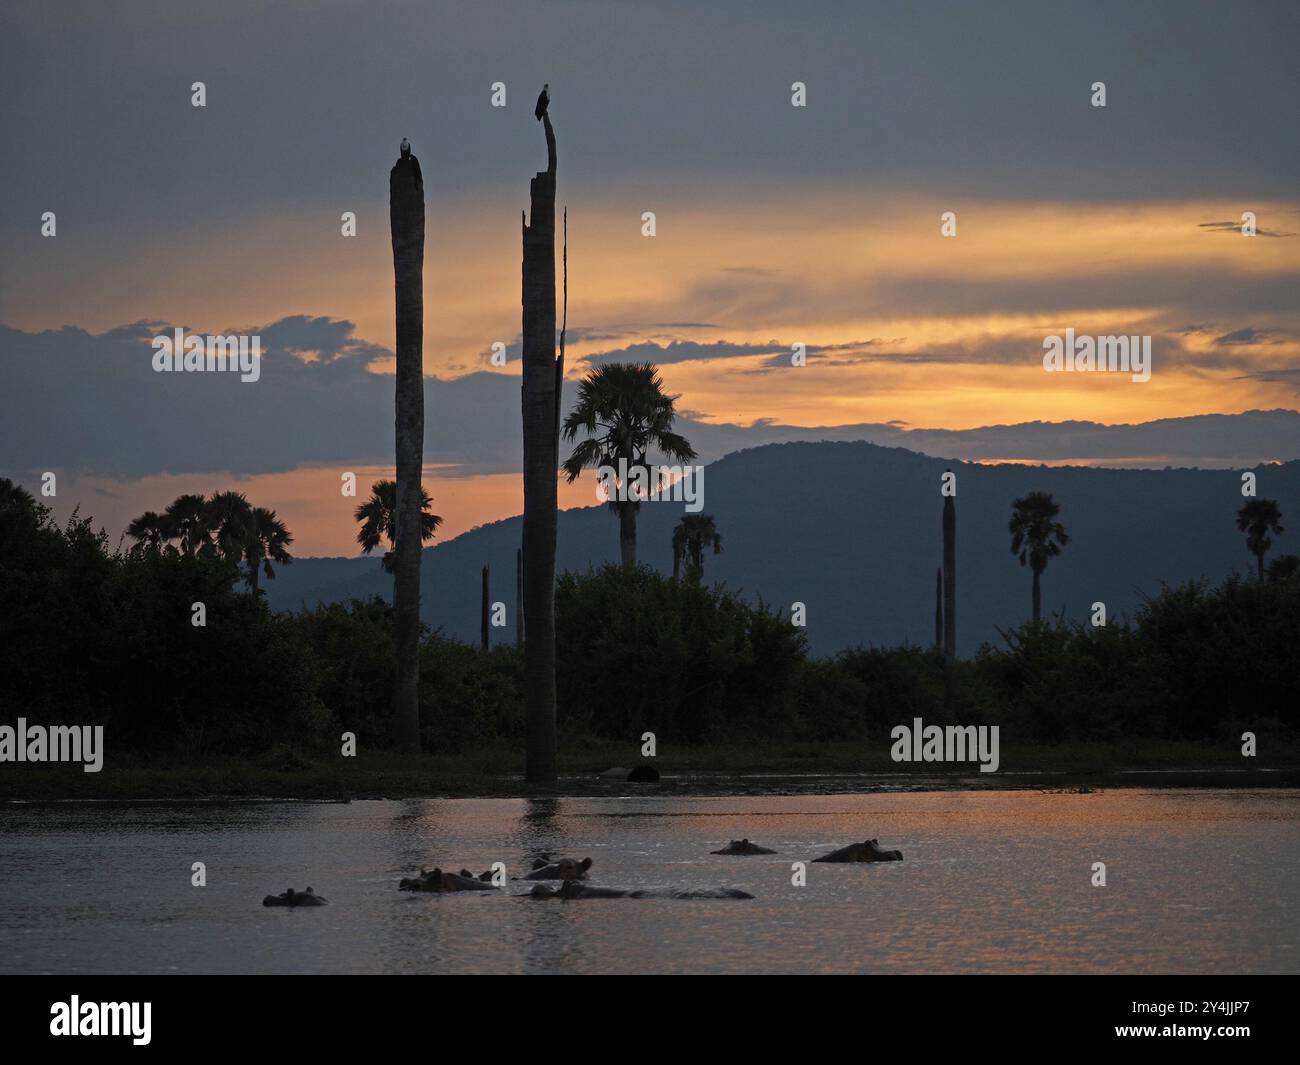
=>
[2,481,1294,755]
[555,565,805,742]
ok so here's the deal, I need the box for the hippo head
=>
[554,857,593,880]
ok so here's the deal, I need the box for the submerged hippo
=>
[812,839,903,863]
[529,882,754,900]
[399,867,497,892]
[599,766,660,782]
[524,857,593,881]
[712,839,776,855]
[262,886,328,907]
[627,765,660,783]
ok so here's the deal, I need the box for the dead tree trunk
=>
[515,546,524,649]
[934,567,943,650]
[942,486,956,661]
[389,146,426,753]
[521,114,559,784]
[481,564,490,651]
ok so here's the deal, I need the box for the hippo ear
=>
[580,857,592,870]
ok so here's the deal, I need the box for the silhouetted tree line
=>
[2,482,1295,756]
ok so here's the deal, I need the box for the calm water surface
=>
[1,789,1296,974]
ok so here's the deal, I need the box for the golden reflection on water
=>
[0,789,1296,974]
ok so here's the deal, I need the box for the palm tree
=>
[354,479,441,572]
[199,491,292,592]
[1009,491,1069,623]
[163,493,210,557]
[671,513,722,583]
[0,478,37,512]
[521,100,561,784]
[1237,498,1284,581]
[126,511,172,553]
[203,490,253,563]
[561,362,696,567]
[390,137,427,755]
[242,506,293,594]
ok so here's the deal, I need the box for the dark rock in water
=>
[524,857,592,881]
[811,838,903,863]
[262,887,328,907]
[599,767,631,778]
[399,867,498,892]
[627,765,660,782]
[712,838,777,855]
[529,882,754,900]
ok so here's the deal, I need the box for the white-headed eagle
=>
[534,84,549,122]
[400,137,411,158]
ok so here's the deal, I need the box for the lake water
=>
[1,789,1296,974]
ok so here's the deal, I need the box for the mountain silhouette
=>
[265,441,1300,656]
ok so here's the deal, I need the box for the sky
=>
[2,0,1299,555]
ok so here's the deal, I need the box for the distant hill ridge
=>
[265,440,1300,656]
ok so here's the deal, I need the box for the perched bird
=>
[396,137,421,186]
[534,84,549,122]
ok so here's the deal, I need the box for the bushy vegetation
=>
[556,564,804,742]
[2,482,1295,758]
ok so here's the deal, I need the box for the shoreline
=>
[2,741,1297,802]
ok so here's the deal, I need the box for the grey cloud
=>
[0,319,517,479]
[1199,221,1295,237]
[1216,327,1282,346]
[6,320,1300,486]
[578,339,791,368]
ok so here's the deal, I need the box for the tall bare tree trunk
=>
[1032,567,1042,622]
[934,567,943,650]
[521,115,559,784]
[481,564,490,650]
[390,147,425,753]
[942,490,956,660]
[516,546,524,649]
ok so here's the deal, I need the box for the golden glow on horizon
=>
[53,467,601,559]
